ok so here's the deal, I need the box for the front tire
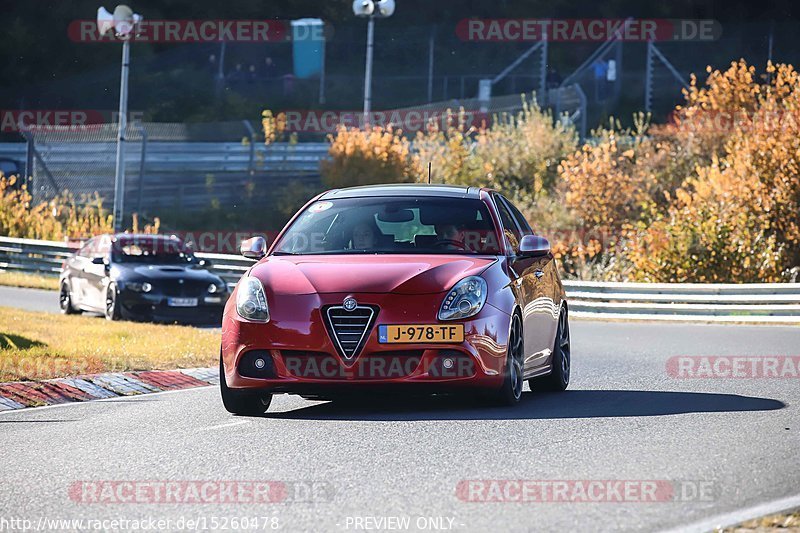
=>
[220,356,273,416]
[488,314,524,406]
[59,280,78,315]
[105,283,121,321]
[529,307,570,392]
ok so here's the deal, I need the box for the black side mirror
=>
[91,256,105,265]
[518,235,551,257]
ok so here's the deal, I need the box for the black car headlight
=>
[207,282,226,294]
[236,277,269,322]
[438,276,487,321]
[126,281,152,293]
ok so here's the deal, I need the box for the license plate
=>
[167,297,198,307]
[378,324,464,344]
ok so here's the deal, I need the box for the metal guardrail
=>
[563,280,800,323]
[0,236,252,288]
[0,142,329,175]
[1,236,799,323]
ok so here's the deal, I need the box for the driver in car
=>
[350,220,378,250]
[434,223,466,250]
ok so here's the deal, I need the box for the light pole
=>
[352,0,395,126]
[97,5,142,232]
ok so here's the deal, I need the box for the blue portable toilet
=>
[291,18,325,79]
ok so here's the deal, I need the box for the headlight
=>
[236,277,269,322]
[438,276,487,321]
[127,282,152,293]
[208,282,225,294]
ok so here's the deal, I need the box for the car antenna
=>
[427,161,432,184]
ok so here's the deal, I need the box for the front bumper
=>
[118,290,226,324]
[221,292,511,393]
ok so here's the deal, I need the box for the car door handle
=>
[534,270,544,279]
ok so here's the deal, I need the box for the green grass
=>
[0,271,59,291]
[0,307,219,382]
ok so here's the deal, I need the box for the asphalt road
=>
[0,285,220,327]
[0,285,60,314]
[1,316,798,532]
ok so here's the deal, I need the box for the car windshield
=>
[273,196,502,255]
[112,237,196,264]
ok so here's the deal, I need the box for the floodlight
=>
[352,0,375,17]
[97,7,114,36]
[374,0,395,18]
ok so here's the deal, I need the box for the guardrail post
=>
[136,126,148,216]
[242,120,256,175]
[23,130,34,192]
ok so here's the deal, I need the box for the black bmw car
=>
[59,233,228,324]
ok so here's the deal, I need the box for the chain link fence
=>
[20,121,326,229]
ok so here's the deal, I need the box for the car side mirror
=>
[240,236,267,260]
[91,256,105,265]
[518,235,550,257]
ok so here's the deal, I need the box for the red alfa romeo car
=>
[220,184,570,415]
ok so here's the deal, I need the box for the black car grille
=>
[323,305,378,360]
[161,280,208,297]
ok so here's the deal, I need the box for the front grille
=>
[161,280,207,297]
[323,305,378,360]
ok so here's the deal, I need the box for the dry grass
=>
[0,271,59,291]
[720,509,800,532]
[0,307,219,382]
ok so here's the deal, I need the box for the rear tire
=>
[487,314,524,406]
[59,281,78,315]
[529,307,570,392]
[220,356,273,416]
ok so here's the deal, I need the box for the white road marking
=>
[197,420,248,431]
[660,493,800,533]
[0,385,213,416]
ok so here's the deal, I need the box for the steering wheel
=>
[433,239,469,251]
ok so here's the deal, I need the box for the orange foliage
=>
[321,125,421,188]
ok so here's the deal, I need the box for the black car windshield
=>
[273,197,502,255]
[112,237,195,264]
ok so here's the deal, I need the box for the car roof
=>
[110,233,181,241]
[319,183,485,200]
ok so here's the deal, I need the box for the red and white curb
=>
[0,367,218,410]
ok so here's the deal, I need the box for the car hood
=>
[116,264,221,283]
[250,255,496,295]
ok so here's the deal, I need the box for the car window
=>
[274,197,502,255]
[493,195,522,253]
[112,237,194,264]
[94,236,111,258]
[77,238,94,258]
[501,196,534,236]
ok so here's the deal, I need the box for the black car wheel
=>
[489,313,524,406]
[105,284,121,321]
[220,355,273,416]
[59,281,78,315]
[529,307,571,392]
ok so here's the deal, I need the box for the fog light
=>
[254,358,266,369]
[442,357,454,369]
